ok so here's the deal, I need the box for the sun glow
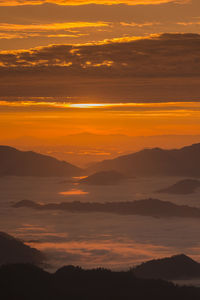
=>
[69,103,109,108]
[1,100,200,140]
[59,189,89,195]
[2,100,200,110]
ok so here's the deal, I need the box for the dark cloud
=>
[0,0,184,6]
[1,33,200,100]
[1,33,200,76]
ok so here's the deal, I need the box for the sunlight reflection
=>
[73,176,88,180]
[59,189,89,195]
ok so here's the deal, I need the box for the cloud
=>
[0,0,184,7]
[0,0,198,50]
[1,33,200,99]
[28,239,172,270]
[1,33,200,76]
[0,21,109,42]
[0,22,109,31]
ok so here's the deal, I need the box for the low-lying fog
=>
[1,176,200,273]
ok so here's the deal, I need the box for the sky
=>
[0,0,200,158]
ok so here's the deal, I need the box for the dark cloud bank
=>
[1,33,200,100]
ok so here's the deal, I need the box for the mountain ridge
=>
[133,254,200,280]
[1,261,200,300]
[91,143,200,177]
[157,179,200,195]
[0,145,82,177]
[0,231,44,266]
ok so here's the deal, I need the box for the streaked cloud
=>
[1,100,200,118]
[120,21,161,27]
[0,21,109,41]
[0,21,109,31]
[0,0,185,6]
[0,0,199,50]
[0,33,200,100]
[1,100,200,110]
[0,20,164,50]
[0,33,200,76]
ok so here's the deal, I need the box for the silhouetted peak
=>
[133,254,200,280]
[13,199,37,208]
[157,179,200,194]
[171,254,197,263]
[92,142,200,177]
[0,145,18,152]
[0,231,44,266]
[0,145,82,177]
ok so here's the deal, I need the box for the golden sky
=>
[0,0,199,50]
[1,100,200,139]
[0,0,187,5]
[0,0,200,147]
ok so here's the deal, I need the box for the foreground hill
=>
[157,179,200,195]
[133,254,200,280]
[13,198,200,219]
[0,265,200,300]
[0,232,44,266]
[91,143,200,177]
[1,263,200,300]
[79,170,126,185]
[0,146,82,177]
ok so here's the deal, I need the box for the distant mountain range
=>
[133,254,200,280]
[0,146,82,177]
[157,179,200,195]
[91,143,200,177]
[13,198,200,219]
[2,143,200,178]
[0,232,44,266]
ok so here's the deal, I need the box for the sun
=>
[69,103,107,108]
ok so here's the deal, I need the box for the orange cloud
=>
[0,0,185,6]
[1,100,200,110]
[0,33,199,75]
[120,22,161,27]
[0,21,110,42]
[0,22,110,31]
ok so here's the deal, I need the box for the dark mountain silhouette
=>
[0,263,200,300]
[133,254,200,280]
[91,143,200,177]
[79,170,126,185]
[157,179,200,195]
[0,232,44,266]
[13,198,200,219]
[0,146,82,177]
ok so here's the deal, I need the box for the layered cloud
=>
[0,33,200,100]
[1,33,200,76]
[0,21,110,43]
[0,0,199,50]
[0,0,185,6]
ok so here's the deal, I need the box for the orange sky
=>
[0,0,200,154]
[1,101,200,140]
[0,0,199,50]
